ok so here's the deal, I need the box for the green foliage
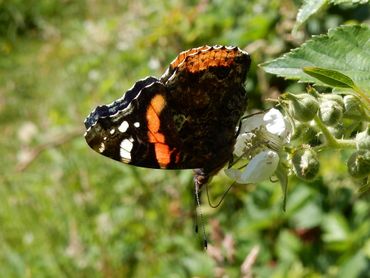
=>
[0,0,87,39]
[293,0,369,32]
[0,0,369,277]
[261,24,370,91]
[303,67,356,89]
[294,0,328,33]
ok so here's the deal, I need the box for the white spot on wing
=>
[99,142,105,153]
[134,122,140,128]
[120,139,133,160]
[118,121,129,133]
[110,129,115,134]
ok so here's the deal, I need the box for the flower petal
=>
[237,150,279,184]
[263,108,289,137]
[224,168,242,181]
[239,113,264,134]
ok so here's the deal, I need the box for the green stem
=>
[313,115,338,147]
[313,115,357,151]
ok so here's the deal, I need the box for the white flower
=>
[225,150,279,183]
[263,108,291,140]
[226,108,291,184]
[239,113,264,133]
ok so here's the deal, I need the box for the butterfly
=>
[84,45,250,247]
[84,45,250,188]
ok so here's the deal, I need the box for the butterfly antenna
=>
[206,181,236,208]
[194,178,208,249]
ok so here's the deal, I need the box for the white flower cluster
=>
[225,108,291,184]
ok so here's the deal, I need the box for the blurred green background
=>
[1,0,369,277]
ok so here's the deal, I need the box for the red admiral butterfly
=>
[85,45,250,247]
[84,45,250,188]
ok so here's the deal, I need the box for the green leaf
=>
[293,0,327,33]
[293,0,369,32]
[261,25,370,91]
[303,67,355,88]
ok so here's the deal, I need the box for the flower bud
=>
[347,150,370,179]
[319,100,344,126]
[343,95,365,119]
[292,147,320,181]
[284,93,319,122]
[355,126,370,150]
[320,93,344,107]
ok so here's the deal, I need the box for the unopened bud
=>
[344,95,365,119]
[284,93,319,122]
[347,150,370,179]
[356,126,370,150]
[292,147,320,181]
[320,93,344,107]
[319,100,344,126]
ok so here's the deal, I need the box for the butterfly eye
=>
[210,66,231,80]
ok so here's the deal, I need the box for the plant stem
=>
[313,115,338,147]
[335,139,357,148]
[313,115,357,151]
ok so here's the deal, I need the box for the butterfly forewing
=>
[85,81,179,168]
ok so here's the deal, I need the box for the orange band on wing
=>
[148,132,165,144]
[146,94,166,135]
[146,94,172,167]
[154,143,171,166]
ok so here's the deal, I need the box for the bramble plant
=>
[225,24,370,202]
